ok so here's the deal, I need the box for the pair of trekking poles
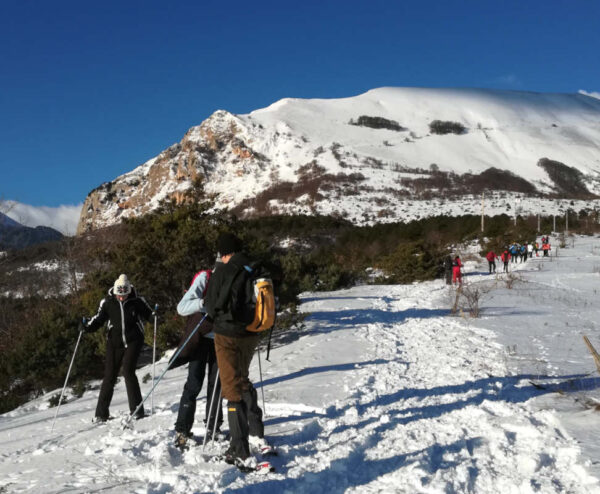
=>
[51,305,159,433]
[51,310,269,444]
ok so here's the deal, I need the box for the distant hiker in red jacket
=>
[501,249,511,273]
[485,251,498,274]
[452,256,462,284]
[542,242,551,257]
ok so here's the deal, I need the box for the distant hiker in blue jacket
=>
[520,243,527,263]
[510,244,519,263]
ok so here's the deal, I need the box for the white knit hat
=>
[113,274,132,296]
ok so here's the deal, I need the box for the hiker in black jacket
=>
[81,274,154,422]
[203,233,268,467]
[443,255,453,285]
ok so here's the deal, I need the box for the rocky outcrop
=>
[76,111,252,234]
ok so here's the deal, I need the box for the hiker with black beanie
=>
[203,233,269,469]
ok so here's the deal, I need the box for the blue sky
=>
[1,0,599,207]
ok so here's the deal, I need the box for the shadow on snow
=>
[242,372,599,492]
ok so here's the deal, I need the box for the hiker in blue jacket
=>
[520,243,527,263]
[510,243,519,263]
[173,264,223,450]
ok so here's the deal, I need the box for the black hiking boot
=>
[174,431,191,451]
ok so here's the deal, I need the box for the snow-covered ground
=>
[2,235,600,493]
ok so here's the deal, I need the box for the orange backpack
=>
[246,277,276,332]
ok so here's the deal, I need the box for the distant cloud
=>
[491,74,522,87]
[579,90,600,100]
[0,200,82,236]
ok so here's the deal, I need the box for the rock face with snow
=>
[76,88,600,234]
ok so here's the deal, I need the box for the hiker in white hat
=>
[81,274,155,422]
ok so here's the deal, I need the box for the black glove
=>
[78,320,87,333]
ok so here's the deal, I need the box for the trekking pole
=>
[257,348,266,417]
[51,321,85,433]
[210,388,221,445]
[124,314,208,428]
[151,304,158,416]
[265,326,274,362]
[202,368,221,451]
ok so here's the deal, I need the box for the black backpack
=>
[229,264,257,326]
[228,262,276,332]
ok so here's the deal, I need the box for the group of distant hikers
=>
[485,237,552,274]
[77,233,275,471]
[444,236,553,282]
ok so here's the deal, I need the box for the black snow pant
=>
[503,261,509,273]
[95,338,144,420]
[175,338,223,436]
[445,269,452,285]
[488,260,496,274]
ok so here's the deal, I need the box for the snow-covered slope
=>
[2,235,600,492]
[77,87,600,233]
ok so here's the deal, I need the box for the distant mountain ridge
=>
[0,212,63,250]
[77,87,600,234]
[0,212,21,228]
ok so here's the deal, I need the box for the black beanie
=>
[217,233,242,256]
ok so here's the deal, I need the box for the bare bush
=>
[504,272,521,289]
[450,282,491,318]
[460,283,490,317]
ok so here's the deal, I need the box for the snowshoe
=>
[249,435,277,457]
[232,457,274,474]
[254,460,275,474]
[216,445,275,474]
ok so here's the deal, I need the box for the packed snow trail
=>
[1,236,600,492]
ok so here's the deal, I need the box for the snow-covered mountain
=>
[77,87,600,234]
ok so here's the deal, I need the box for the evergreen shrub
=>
[350,116,406,132]
[2,207,545,413]
[429,120,467,135]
